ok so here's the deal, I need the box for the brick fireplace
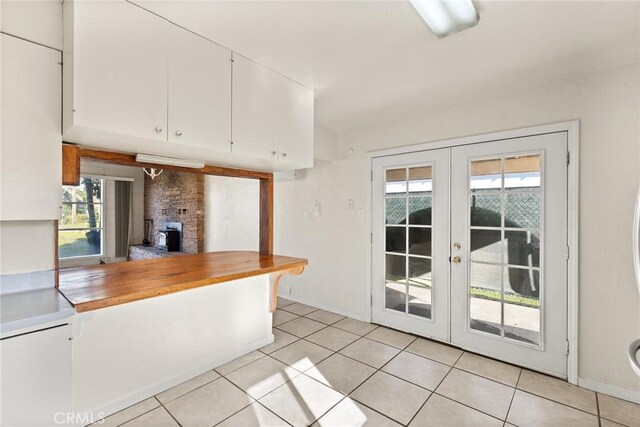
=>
[143,171,205,254]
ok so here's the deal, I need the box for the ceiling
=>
[133,0,639,131]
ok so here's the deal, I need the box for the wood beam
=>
[260,175,274,255]
[79,148,272,180]
[62,144,81,185]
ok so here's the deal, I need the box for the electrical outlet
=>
[347,199,354,209]
[314,201,321,217]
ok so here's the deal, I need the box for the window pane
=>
[505,155,540,189]
[469,262,502,336]
[408,166,432,194]
[470,193,501,227]
[504,302,540,345]
[408,257,432,287]
[409,227,431,256]
[58,229,102,258]
[408,197,431,225]
[470,158,501,191]
[386,197,406,225]
[60,203,102,229]
[505,192,540,229]
[62,177,103,203]
[385,254,406,313]
[470,229,502,264]
[408,286,431,319]
[505,231,540,268]
[386,226,406,253]
[386,168,406,194]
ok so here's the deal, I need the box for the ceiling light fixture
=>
[409,0,479,38]
[135,153,205,169]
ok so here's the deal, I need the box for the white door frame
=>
[365,120,579,384]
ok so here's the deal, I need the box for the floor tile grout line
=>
[514,386,601,417]
[106,397,164,427]
[155,396,185,427]
[154,370,222,406]
[503,369,523,424]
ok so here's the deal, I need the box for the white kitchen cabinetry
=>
[232,54,314,168]
[64,0,314,171]
[64,0,168,142]
[0,0,63,50]
[1,324,73,427]
[0,34,62,221]
[231,54,279,161]
[275,74,314,168]
[168,26,232,152]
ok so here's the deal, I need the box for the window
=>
[59,178,104,259]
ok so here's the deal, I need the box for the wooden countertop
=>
[58,251,308,312]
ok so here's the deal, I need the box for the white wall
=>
[275,63,640,398]
[204,175,259,252]
[0,221,56,275]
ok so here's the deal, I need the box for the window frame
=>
[59,177,105,260]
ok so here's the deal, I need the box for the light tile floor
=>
[97,298,640,427]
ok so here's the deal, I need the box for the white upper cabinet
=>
[64,0,168,141]
[0,34,62,221]
[63,0,314,171]
[0,0,63,50]
[276,76,314,168]
[232,54,279,161]
[168,26,232,152]
[232,54,314,168]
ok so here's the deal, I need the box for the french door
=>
[372,131,568,377]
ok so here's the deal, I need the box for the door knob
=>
[282,152,288,158]
[451,256,462,264]
[271,150,277,155]
[154,125,163,133]
[175,130,183,136]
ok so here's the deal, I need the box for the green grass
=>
[470,286,539,308]
[59,227,101,258]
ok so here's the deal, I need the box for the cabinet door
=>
[168,25,232,151]
[0,34,62,220]
[70,0,168,141]
[276,77,314,168]
[231,54,278,161]
[1,324,73,426]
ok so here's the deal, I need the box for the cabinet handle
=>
[155,126,163,133]
[282,152,288,158]
[176,130,183,136]
[271,150,277,156]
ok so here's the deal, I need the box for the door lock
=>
[453,242,461,250]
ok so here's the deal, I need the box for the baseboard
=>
[578,377,640,405]
[276,293,369,322]
[84,334,274,425]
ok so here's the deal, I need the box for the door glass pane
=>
[467,152,543,346]
[470,158,501,191]
[470,229,502,264]
[470,193,501,227]
[409,227,431,256]
[505,192,540,228]
[386,197,406,224]
[385,254,406,313]
[408,257,432,287]
[469,262,502,336]
[505,231,540,268]
[386,226,406,253]
[409,166,432,193]
[504,268,540,345]
[58,229,102,258]
[505,155,540,190]
[386,168,407,194]
[408,286,431,318]
[409,196,431,225]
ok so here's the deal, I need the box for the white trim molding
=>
[366,120,580,384]
[578,377,640,405]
